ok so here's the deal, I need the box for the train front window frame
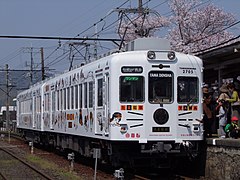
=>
[177,77,199,104]
[148,71,173,104]
[119,76,144,102]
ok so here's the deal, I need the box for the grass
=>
[26,154,83,179]
[0,159,18,166]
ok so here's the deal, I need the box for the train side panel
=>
[17,84,44,132]
[37,58,112,140]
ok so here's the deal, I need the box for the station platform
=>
[206,135,240,148]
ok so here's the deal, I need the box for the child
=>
[225,116,240,139]
[216,99,227,138]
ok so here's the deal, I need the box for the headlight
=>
[147,51,156,59]
[167,51,175,60]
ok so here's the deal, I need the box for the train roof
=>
[124,37,171,51]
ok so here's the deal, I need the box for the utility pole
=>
[138,0,143,14]
[40,47,45,80]
[30,47,33,85]
[115,0,161,40]
[5,64,10,131]
[23,47,42,84]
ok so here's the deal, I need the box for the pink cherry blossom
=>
[117,0,236,54]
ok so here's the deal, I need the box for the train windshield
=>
[148,71,173,103]
[120,76,144,102]
[177,77,198,103]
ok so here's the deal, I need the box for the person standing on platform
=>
[226,83,239,123]
[218,84,230,102]
[217,83,230,125]
[216,99,227,138]
[203,93,213,138]
[226,83,239,105]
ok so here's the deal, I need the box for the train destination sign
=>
[149,72,172,78]
[121,66,143,73]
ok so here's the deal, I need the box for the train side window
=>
[149,71,173,104]
[59,90,62,110]
[24,100,27,113]
[71,86,74,109]
[63,88,66,110]
[52,91,55,112]
[44,93,49,112]
[20,101,22,114]
[89,82,93,108]
[39,96,42,112]
[67,87,70,110]
[57,90,59,111]
[36,96,40,113]
[84,83,87,108]
[60,89,63,110]
[33,97,36,113]
[97,79,103,106]
[177,77,198,103]
[120,76,144,102]
[23,100,26,113]
[24,101,26,113]
[75,85,78,109]
[79,84,82,108]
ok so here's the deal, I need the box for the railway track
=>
[0,132,200,180]
[0,145,53,180]
[0,133,115,179]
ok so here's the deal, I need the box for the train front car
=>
[108,38,204,167]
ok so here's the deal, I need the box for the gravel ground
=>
[0,136,115,180]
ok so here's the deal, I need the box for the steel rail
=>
[0,146,54,180]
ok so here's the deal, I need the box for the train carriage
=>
[17,38,204,167]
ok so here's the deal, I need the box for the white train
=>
[17,38,204,167]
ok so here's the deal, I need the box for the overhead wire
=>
[193,34,240,54]
[5,0,240,81]
[43,0,130,70]
[75,0,130,38]
[43,0,130,71]
[45,49,70,67]
[13,45,67,84]
[0,48,22,66]
[39,0,146,66]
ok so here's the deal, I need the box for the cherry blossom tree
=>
[167,0,236,53]
[117,0,236,53]
[117,9,169,42]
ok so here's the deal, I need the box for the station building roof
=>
[197,39,240,86]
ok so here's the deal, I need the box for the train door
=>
[32,95,36,128]
[95,76,107,135]
[104,74,109,135]
[50,91,54,130]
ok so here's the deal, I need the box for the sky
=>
[0,0,239,75]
